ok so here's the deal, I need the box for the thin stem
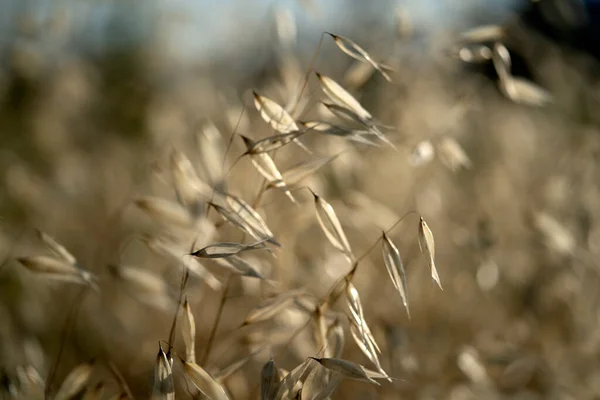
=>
[200,274,232,367]
[106,360,134,400]
[167,269,189,350]
[45,287,88,398]
[289,31,326,115]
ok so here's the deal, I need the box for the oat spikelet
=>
[191,240,268,259]
[183,361,230,400]
[252,91,299,134]
[381,232,410,318]
[349,318,381,373]
[273,358,313,400]
[152,344,174,400]
[309,357,388,385]
[252,91,309,153]
[17,256,97,287]
[325,32,392,82]
[223,193,281,247]
[326,316,345,359]
[311,190,354,263]
[35,229,76,265]
[418,216,442,290]
[260,358,281,400]
[214,256,265,279]
[182,298,196,363]
[241,135,296,203]
[315,72,372,121]
[53,360,95,400]
[320,102,396,150]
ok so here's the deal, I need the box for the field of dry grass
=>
[2,2,600,399]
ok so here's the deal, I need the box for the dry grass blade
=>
[191,240,268,259]
[260,359,281,400]
[170,150,211,216]
[311,190,354,263]
[183,361,230,400]
[418,216,442,290]
[381,232,410,318]
[315,72,372,121]
[241,136,296,203]
[224,194,281,247]
[309,357,388,385]
[36,229,76,265]
[325,32,392,82]
[17,256,96,287]
[53,360,95,400]
[182,298,196,363]
[243,289,305,325]
[152,345,174,400]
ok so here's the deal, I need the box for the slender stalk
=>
[200,274,232,367]
[45,287,88,398]
[106,360,134,400]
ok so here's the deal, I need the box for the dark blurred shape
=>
[522,0,600,59]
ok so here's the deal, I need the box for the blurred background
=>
[2,0,600,399]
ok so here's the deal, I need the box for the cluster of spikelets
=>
[6,21,558,400]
